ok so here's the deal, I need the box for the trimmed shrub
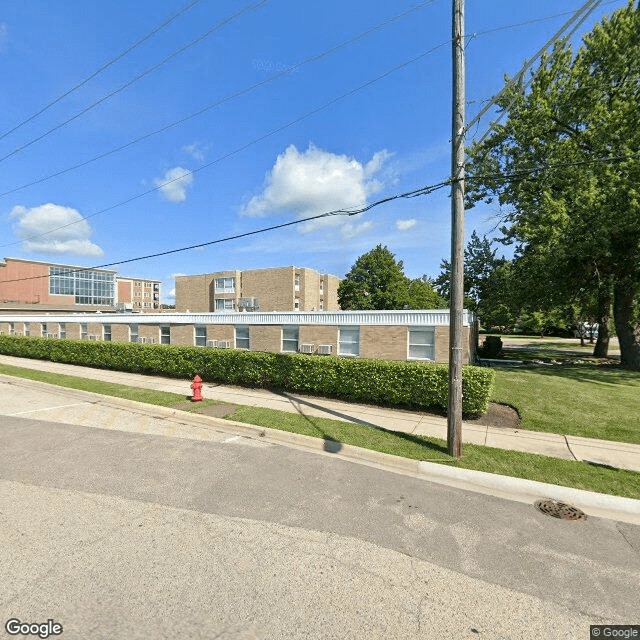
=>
[0,335,495,415]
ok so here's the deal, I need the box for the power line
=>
[0,1,267,165]
[464,0,604,138]
[2,152,637,286]
[470,0,608,148]
[0,181,451,285]
[0,40,451,250]
[0,0,205,142]
[0,0,437,199]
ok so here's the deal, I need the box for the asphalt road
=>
[1,383,639,639]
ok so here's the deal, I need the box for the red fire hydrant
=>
[191,374,203,402]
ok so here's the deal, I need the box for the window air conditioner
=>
[299,344,315,354]
[317,344,333,355]
[217,341,230,348]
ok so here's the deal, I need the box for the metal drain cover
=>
[534,499,587,521]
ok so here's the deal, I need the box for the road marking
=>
[7,402,89,417]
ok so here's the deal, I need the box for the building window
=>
[59,323,66,339]
[23,322,30,336]
[294,298,300,310]
[81,323,88,340]
[320,280,324,294]
[235,326,249,349]
[41,323,48,337]
[282,326,299,353]
[319,299,324,310]
[103,324,112,341]
[215,298,235,311]
[214,277,235,293]
[294,273,300,292]
[9,322,14,334]
[195,325,207,347]
[339,327,359,356]
[160,325,170,344]
[408,328,435,360]
[49,266,115,306]
[130,324,138,343]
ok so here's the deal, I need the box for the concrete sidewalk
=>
[1,354,640,472]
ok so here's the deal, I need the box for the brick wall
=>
[241,267,294,312]
[172,324,194,346]
[111,324,129,343]
[249,325,281,352]
[299,325,338,354]
[175,274,214,312]
[360,326,408,361]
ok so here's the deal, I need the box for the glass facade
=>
[49,266,115,306]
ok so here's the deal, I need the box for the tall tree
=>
[338,245,410,310]
[338,245,444,310]
[466,3,640,368]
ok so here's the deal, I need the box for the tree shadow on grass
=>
[274,390,449,456]
[496,363,639,387]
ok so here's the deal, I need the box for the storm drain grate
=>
[534,498,587,521]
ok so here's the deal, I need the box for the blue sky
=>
[0,0,623,302]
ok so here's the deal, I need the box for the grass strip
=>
[1,363,639,499]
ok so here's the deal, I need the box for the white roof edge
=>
[0,310,475,326]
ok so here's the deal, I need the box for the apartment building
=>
[175,266,340,313]
[0,257,161,314]
[0,310,478,363]
[116,275,162,312]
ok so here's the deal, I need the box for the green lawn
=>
[491,365,640,444]
[1,362,639,499]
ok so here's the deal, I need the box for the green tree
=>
[338,245,444,310]
[466,3,640,368]
[407,275,447,310]
[338,245,410,310]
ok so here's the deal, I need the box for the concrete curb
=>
[2,374,639,525]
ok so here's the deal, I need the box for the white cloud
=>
[340,220,374,240]
[9,203,103,256]
[241,144,391,229]
[0,24,8,54]
[166,288,176,300]
[182,143,206,162]
[395,218,418,232]
[154,166,194,203]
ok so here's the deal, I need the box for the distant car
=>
[574,323,598,339]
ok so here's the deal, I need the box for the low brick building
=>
[0,310,478,363]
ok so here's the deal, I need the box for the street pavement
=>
[1,374,640,639]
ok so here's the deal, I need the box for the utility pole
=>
[448,0,465,458]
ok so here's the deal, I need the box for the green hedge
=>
[0,335,495,415]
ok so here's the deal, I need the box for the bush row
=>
[0,336,495,415]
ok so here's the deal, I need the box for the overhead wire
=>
[0,181,452,284]
[470,0,606,147]
[0,0,267,165]
[2,151,637,286]
[464,0,603,138]
[0,0,205,142]
[0,39,451,250]
[0,0,437,199]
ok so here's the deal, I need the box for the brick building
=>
[176,266,340,313]
[0,257,161,314]
[0,310,478,363]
